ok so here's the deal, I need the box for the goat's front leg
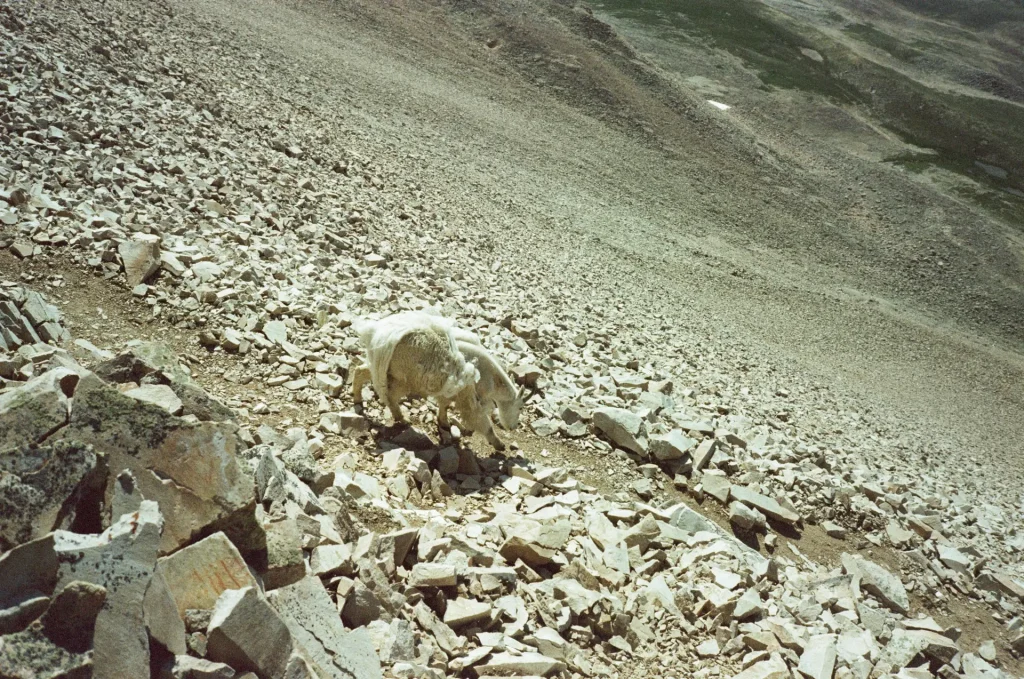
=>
[475,412,505,451]
[485,423,506,452]
[351,365,371,407]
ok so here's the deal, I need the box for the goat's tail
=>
[352,317,377,350]
[352,317,396,401]
[439,322,479,399]
[441,361,479,400]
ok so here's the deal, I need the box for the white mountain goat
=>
[351,311,528,450]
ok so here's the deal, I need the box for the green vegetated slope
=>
[596,0,1024,201]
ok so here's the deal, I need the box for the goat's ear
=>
[516,384,527,402]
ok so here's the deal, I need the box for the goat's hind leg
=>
[437,397,454,442]
[351,364,371,410]
[386,384,409,425]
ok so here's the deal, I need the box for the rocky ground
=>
[2,0,1024,678]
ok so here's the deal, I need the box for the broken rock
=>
[592,407,648,455]
[119,237,162,287]
[207,587,293,679]
[53,500,164,679]
[0,440,98,551]
[58,374,259,555]
[144,532,258,656]
[841,554,909,615]
[443,598,492,629]
[730,485,800,526]
[268,576,383,679]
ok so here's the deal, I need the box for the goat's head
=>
[495,385,530,430]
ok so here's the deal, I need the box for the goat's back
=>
[356,312,477,402]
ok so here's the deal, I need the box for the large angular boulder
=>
[92,343,235,422]
[53,501,164,679]
[144,532,259,656]
[0,581,106,679]
[841,554,909,615]
[268,576,383,679]
[0,441,99,551]
[207,587,293,679]
[55,374,259,555]
[0,368,79,449]
[592,407,648,455]
[118,237,162,287]
[0,534,59,609]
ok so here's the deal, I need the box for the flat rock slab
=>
[0,440,97,551]
[474,651,566,677]
[268,576,383,679]
[58,374,259,556]
[729,500,766,532]
[409,563,457,588]
[53,501,163,679]
[124,384,184,415]
[0,368,77,450]
[592,407,648,455]
[443,598,492,628]
[841,554,909,615]
[144,532,258,655]
[730,485,800,526]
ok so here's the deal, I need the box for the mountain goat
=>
[351,311,528,450]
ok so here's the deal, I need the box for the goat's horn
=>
[516,384,527,400]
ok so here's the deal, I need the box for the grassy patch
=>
[887,151,1024,227]
[593,0,863,103]
[843,23,924,62]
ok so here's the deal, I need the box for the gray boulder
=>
[841,554,910,615]
[268,576,383,679]
[0,440,99,551]
[118,238,161,287]
[55,374,259,556]
[144,532,259,657]
[0,368,79,449]
[592,407,648,455]
[207,587,293,679]
[53,500,164,679]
